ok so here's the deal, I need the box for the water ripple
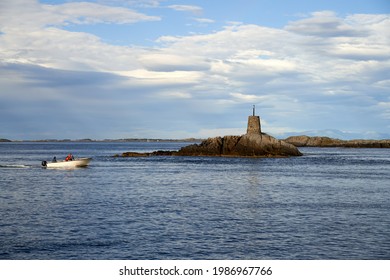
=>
[0,144,389,259]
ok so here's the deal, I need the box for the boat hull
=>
[42,158,91,168]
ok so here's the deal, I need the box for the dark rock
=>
[150,150,176,156]
[177,133,302,157]
[119,150,176,157]
[284,136,390,148]
[120,152,150,157]
[177,137,224,156]
[119,112,302,158]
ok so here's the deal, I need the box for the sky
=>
[0,0,389,140]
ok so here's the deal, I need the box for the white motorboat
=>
[42,157,91,168]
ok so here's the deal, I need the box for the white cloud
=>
[138,52,210,72]
[0,0,160,33]
[0,26,145,71]
[285,11,364,37]
[1,2,389,139]
[44,2,161,25]
[193,18,215,24]
[99,0,163,8]
[159,92,192,99]
[230,93,268,103]
[167,5,203,15]
[116,69,205,86]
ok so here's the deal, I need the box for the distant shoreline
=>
[2,135,390,148]
[0,138,203,143]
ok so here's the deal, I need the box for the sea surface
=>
[0,142,389,260]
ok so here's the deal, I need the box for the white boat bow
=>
[42,157,91,168]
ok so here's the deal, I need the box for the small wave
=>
[0,164,30,169]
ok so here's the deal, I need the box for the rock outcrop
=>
[177,133,302,157]
[118,134,302,158]
[119,111,302,157]
[284,135,390,148]
[116,150,175,157]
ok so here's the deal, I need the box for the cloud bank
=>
[0,1,389,140]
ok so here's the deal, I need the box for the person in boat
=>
[65,154,74,161]
[52,156,57,163]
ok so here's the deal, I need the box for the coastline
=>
[284,135,390,148]
[0,138,203,143]
[2,135,390,148]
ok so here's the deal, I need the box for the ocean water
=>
[0,142,389,260]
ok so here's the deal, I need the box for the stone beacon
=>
[247,105,261,134]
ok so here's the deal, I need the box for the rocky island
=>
[119,108,302,157]
[284,135,390,148]
[177,133,301,157]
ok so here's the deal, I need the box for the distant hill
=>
[276,129,390,140]
[0,138,12,142]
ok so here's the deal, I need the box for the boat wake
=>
[0,164,30,169]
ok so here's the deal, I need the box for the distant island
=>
[0,138,203,143]
[284,136,390,148]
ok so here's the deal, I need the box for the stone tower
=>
[247,105,261,134]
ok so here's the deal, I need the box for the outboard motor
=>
[41,161,47,167]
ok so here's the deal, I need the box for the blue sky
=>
[1,0,389,140]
